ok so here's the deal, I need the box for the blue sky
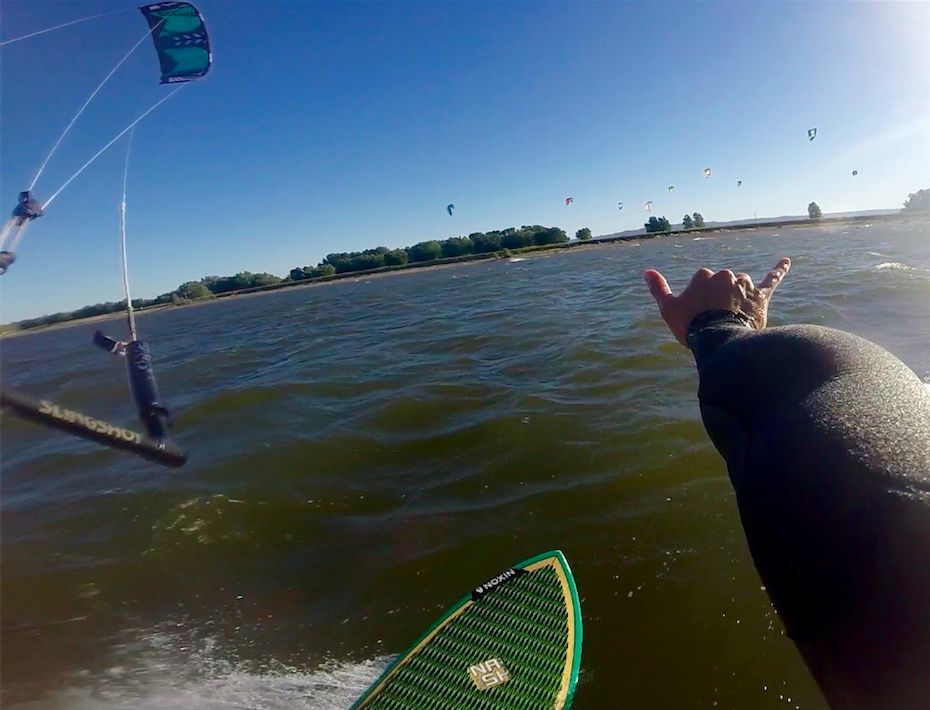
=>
[2,0,929,321]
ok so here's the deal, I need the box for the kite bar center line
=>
[120,128,138,342]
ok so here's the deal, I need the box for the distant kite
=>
[446,204,454,216]
[737,180,742,187]
[643,201,653,212]
[852,170,858,176]
[703,168,712,178]
[668,185,675,194]
[565,197,573,206]
[618,202,623,210]
[808,128,817,141]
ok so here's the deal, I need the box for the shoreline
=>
[3,212,926,340]
[0,256,535,339]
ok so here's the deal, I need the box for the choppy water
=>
[3,222,930,709]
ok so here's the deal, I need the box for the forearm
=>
[687,311,930,707]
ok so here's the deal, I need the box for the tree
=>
[903,189,930,213]
[576,228,592,241]
[471,232,502,253]
[692,213,705,228]
[347,249,386,271]
[408,240,442,262]
[71,301,123,319]
[249,273,283,287]
[521,225,549,244]
[441,236,474,258]
[321,248,389,273]
[682,214,694,229]
[534,227,568,245]
[383,249,408,266]
[213,272,281,292]
[176,281,213,300]
[501,230,534,249]
[322,253,354,273]
[808,202,822,219]
[201,273,248,293]
[200,275,224,291]
[645,216,672,233]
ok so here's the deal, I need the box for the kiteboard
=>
[351,550,582,710]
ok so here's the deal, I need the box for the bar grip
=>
[125,340,170,440]
[0,386,187,467]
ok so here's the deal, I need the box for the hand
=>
[644,258,791,346]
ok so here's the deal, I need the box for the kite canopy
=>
[668,186,675,193]
[808,128,817,141]
[852,170,858,176]
[140,2,212,84]
[565,197,573,206]
[703,168,712,178]
[737,180,742,187]
[643,201,652,212]
[446,204,454,216]
[618,202,623,210]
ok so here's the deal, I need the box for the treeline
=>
[15,271,284,331]
[645,213,705,233]
[13,225,574,331]
[289,225,569,280]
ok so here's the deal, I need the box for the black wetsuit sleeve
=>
[686,310,930,657]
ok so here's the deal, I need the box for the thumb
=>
[644,269,674,310]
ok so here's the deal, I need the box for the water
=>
[3,223,930,709]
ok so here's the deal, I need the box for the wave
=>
[875,262,914,271]
[874,262,930,281]
[27,627,386,710]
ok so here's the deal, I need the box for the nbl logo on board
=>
[471,567,525,601]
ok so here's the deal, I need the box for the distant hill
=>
[592,209,902,240]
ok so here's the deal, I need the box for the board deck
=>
[351,550,582,710]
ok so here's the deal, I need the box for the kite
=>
[852,170,858,176]
[0,2,211,467]
[618,202,623,210]
[737,180,742,187]
[808,128,817,141]
[565,197,573,206]
[668,186,675,194]
[139,2,213,83]
[643,201,653,212]
[703,168,712,178]
[446,204,454,216]
[2,1,213,270]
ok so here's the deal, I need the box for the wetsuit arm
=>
[686,310,930,710]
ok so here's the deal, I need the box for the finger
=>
[644,269,674,310]
[735,272,755,291]
[758,257,791,291]
[711,269,737,284]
